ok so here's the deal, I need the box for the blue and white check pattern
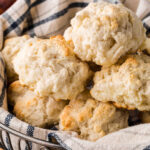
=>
[0,0,91,38]
[0,0,150,150]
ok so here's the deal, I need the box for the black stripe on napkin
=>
[22,2,88,34]
[6,136,11,150]
[3,12,21,35]
[25,125,34,150]
[0,78,6,107]
[0,81,6,107]
[0,56,5,81]
[48,133,72,150]
[26,125,34,136]
[143,145,150,150]
[4,0,46,36]
[142,12,150,21]
[4,113,14,127]
[25,0,35,37]
[143,23,150,36]
[0,57,6,107]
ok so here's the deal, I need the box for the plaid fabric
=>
[0,0,149,38]
[0,0,92,38]
[0,0,150,150]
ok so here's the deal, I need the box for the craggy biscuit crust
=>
[2,35,30,83]
[8,81,67,127]
[91,53,150,111]
[59,93,128,141]
[13,35,92,100]
[64,2,145,66]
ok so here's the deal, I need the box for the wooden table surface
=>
[0,0,16,14]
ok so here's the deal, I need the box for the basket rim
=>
[0,121,64,149]
[0,107,61,132]
[0,107,68,149]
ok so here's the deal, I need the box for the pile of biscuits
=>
[2,2,150,141]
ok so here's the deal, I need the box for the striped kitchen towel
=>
[0,0,150,150]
